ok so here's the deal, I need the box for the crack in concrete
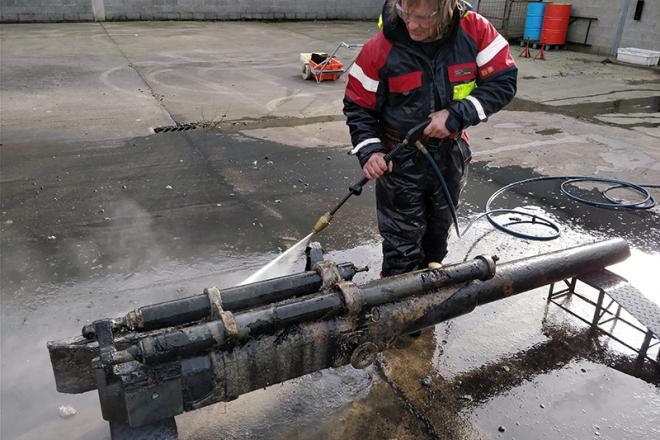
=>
[97,22,178,126]
[374,359,441,440]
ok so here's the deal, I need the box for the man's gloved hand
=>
[423,109,452,139]
[363,152,394,180]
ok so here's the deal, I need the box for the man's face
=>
[397,0,438,42]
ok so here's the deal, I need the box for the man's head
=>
[388,0,460,42]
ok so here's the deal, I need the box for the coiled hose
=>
[416,142,659,241]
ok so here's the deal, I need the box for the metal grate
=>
[153,123,199,133]
[548,270,660,367]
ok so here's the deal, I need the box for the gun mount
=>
[47,239,630,439]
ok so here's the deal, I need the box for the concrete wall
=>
[566,0,659,54]
[0,0,384,22]
[619,0,659,52]
[0,0,97,22]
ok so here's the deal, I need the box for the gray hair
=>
[387,0,463,40]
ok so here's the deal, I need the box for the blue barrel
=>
[524,2,547,41]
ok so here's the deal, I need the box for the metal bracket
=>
[337,281,363,316]
[204,286,223,320]
[305,241,325,270]
[312,260,342,291]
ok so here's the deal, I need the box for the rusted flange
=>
[337,281,363,315]
[204,286,224,319]
[474,255,498,280]
[312,261,342,291]
[350,342,379,369]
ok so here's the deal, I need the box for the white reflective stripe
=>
[476,34,508,67]
[465,96,487,121]
[350,138,381,155]
[349,63,379,93]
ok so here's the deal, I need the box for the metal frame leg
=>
[591,289,605,332]
[636,330,653,367]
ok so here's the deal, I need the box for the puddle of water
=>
[464,360,660,440]
[178,367,371,440]
[2,127,658,440]
[611,249,660,307]
[508,96,660,128]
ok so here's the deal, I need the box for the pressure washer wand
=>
[313,119,431,234]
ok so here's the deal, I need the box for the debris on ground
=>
[58,405,77,418]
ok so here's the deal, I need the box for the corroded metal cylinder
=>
[128,239,630,409]
[48,239,630,434]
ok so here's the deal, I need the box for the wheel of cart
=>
[301,62,312,80]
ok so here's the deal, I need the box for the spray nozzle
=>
[313,212,333,234]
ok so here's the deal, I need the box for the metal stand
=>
[567,16,598,47]
[548,269,660,371]
[519,38,532,58]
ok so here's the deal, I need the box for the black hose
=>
[420,148,658,241]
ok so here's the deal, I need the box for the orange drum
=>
[541,3,572,45]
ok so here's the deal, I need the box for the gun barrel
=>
[47,239,630,433]
[81,262,363,338]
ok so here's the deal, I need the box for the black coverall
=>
[343,4,517,276]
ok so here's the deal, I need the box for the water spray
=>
[240,120,431,284]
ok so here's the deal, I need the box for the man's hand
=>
[423,109,452,139]
[363,152,393,180]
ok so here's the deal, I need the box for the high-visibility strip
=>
[349,63,379,93]
[453,80,477,100]
[350,138,381,155]
[465,96,487,121]
[476,34,508,67]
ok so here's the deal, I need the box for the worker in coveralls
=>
[344,0,517,276]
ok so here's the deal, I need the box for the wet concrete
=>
[2,20,660,440]
[509,95,660,129]
[2,128,659,439]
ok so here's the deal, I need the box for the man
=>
[344,0,517,277]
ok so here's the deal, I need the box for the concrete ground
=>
[1,21,659,440]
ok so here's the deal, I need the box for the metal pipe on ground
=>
[115,256,497,365]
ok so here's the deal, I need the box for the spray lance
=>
[313,119,433,234]
[242,119,458,284]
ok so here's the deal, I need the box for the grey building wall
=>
[619,0,659,52]
[476,0,658,56]
[555,0,658,55]
[1,0,384,22]
[0,0,96,22]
